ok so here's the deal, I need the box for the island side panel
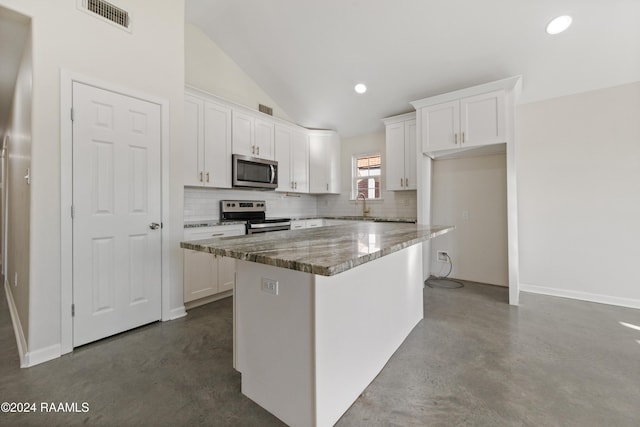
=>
[235,260,315,427]
[314,243,424,427]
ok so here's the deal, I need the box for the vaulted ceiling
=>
[186,0,640,137]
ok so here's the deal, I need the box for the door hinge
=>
[70,107,74,122]
[71,304,75,317]
[71,205,75,219]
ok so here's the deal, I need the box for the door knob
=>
[149,222,160,230]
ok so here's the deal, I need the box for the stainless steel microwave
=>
[232,154,278,190]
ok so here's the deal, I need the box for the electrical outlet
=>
[437,251,449,262]
[261,278,278,295]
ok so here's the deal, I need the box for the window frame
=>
[351,151,382,200]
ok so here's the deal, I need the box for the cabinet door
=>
[232,111,254,157]
[460,90,505,147]
[404,119,417,190]
[184,94,204,186]
[203,101,232,188]
[218,257,236,293]
[183,250,218,302]
[275,125,292,192]
[291,131,309,193]
[254,118,275,159]
[308,134,329,193]
[309,132,341,193]
[421,100,460,152]
[327,133,341,193]
[385,122,405,191]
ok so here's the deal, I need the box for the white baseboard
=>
[4,279,27,367]
[520,283,640,310]
[23,344,61,368]
[167,305,187,320]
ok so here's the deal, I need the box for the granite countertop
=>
[180,222,454,276]
[292,215,417,223]
[184,220,246,228]
[184,216,417,228]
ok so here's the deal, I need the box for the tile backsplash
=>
[184,187,318,221]
[317,190,417,219]
[184,187,417,222]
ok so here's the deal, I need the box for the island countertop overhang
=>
[180,222,454,276]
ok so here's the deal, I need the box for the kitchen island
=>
[181,222,453,426]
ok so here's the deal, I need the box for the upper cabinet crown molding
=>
[410,76,522,110]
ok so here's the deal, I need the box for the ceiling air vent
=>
[259,104,273,116]
[80,0,130,30]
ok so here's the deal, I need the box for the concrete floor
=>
[1,281,639,426]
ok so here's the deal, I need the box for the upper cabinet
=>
[184,91,232,188]
[232,111,275,160]
[184,87,341,191]
[275,124,309,193]
[309,130,341,194]
[411,77,520,159]
[420,90,505,153]
[383,112,417,191]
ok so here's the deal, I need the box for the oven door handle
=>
[248,222,291,229]
[270,164,276,184]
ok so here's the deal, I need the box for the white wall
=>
[185,22,291,122]
[0,0,185,362]
[4,25,32,344]
[430,154,508,286]
[317,131,417,219]
[517,81,640,307]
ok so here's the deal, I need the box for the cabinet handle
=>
[211,233,223,237]
[251,145,255,154]
[199,172,203,182]
[400,178,403,187]
[257,146,260,156]
[462,131,465,144]
[326,183,329,191]
[405,178,409,187]
[291,181,294,189]
[206,172,210,183]
[454,133,458,144]
[294,182,297,189]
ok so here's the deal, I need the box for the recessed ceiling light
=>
[354,83,367,94]
[546,15,572,35]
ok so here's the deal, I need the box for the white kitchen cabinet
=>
[383,112,417,191]
[184,91,232,188]
[232,111,275,160]
[309,130,341,194]
[305,219,324,228]
[275,125,309,193]
[290,219,325,230]
[419,90,505,154]
[290,220,306,230]
[183,224,245,307]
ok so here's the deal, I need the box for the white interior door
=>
[72,82,162,347]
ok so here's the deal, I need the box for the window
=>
[353,153,381,199]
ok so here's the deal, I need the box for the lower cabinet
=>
[290,219,325,230]
[183,224,245,308]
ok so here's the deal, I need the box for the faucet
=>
[356,193,371,217]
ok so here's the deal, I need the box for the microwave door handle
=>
[270,165,276,184]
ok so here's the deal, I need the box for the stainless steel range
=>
[220,200,291,234]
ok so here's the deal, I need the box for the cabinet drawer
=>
[184,224,245,240]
